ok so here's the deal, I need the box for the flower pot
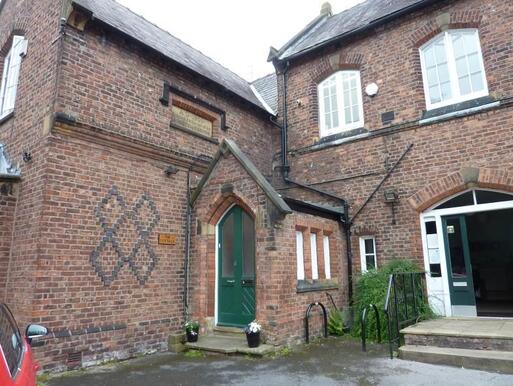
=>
[246,331,260,348]
[186,330,199,343]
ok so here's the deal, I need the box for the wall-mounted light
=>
[365,83,379,97]
[165,165,178,177]
[384,189,399,225]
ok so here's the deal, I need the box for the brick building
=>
[0,0,513,371]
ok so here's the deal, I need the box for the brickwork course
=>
[0,0,512,371]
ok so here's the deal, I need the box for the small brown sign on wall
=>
[171,105,213,137]
[158,233,177,245]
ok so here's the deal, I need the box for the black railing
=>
[360,304,381,352]
[384,272,427,359]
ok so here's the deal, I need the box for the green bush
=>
[351,259,434,342]
[328,309,344,336]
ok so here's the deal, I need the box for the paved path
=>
[45,338,513,386]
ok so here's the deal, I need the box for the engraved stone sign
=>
[171,105,213,137]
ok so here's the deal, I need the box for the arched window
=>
[318,70,364,137]
[433,189,513,210]
[420,29,488,110]
[0,35,27,118]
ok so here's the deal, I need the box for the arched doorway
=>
[216,205,256,327]
[421,189,513,317]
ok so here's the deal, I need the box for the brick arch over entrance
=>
[205,192,256,226]
[408,167,513,212]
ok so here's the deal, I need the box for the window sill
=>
[0,111,14,125]
[297,278,339,293]
[420,96,498,125]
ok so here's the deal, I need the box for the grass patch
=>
[184,349,205,359]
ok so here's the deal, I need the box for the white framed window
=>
[420,29,488,110]
[359,236,377,273]
[310,233,319,280]
[295,231,305,280]
[0,36,27,119]
[318,70,364,137]
[323,235,331,279]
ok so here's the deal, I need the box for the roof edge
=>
[276,0,436,62]
[269,13,328,62]
[250,84,276,115]
[191,139,292,214]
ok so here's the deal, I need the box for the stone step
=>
[185,335,274,357]
[403,333,513,351]
[399,345,513,374]
[213,326,245,337]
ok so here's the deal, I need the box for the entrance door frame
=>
[420,188,513,317]
[214,203,256,327]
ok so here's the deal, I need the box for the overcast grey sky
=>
[117,0,365,81]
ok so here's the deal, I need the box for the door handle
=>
[226,280,235,283]
[241,279,254,285]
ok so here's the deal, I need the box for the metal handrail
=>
[361,304,381,352]
[384,272,426,358]
[305,302,328,344]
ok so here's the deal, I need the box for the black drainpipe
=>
[184,165,192,320]
[278,61,354,304]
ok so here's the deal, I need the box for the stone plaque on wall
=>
[171,105,213,137]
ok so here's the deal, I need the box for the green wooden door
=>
[442,215,476,308]
[218,206,255,327]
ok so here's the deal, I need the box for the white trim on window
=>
[318,70,364,137]
[310,233,319,280]
[420,29,488,111]
[359,236,377,273]
[0,35,27,119]
[323,235,331,279]
[296,231,305,280]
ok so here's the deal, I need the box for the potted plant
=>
[244,320,261,348]
[184,320,200,342]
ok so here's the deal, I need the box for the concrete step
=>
[185,334,274,357]
[399,345,513,374]
[403,333,513,351]
[213,326,245,337]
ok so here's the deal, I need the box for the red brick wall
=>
[192,152,348,344]
[276,0,513,275]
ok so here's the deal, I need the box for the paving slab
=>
[45,338,513,386]
[184,334,275,356]
[401,317,513,339]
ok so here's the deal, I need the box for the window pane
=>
[366,254,376,270]
[440,81,452,100]
[352,105,359,122]
[310,233,318,280]
[446,218,467,278]
[364,238,374,254]
[221,213,235,277]
[435,191,474,210]
[323,236,331,280]
[459,76,472,95]
[426,221,437,235]
[242,212,255,277]
[470,72,484,92]
[438,63,450,83]
[475,190,513,204]
[296,231,305,280]
[0,305,23,377]
[467,53,481,74]
[429,85,441,104]
[451,30,485,96]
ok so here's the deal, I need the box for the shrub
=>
[351,259,434,341]
[328,309,344,336]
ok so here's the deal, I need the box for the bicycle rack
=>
[361,303,381,352]
[305,302,328,344]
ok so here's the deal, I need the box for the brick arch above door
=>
[408,167,513,212]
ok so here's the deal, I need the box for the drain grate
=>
[66,351,83,369]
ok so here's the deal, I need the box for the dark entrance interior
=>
[466,208,513,317]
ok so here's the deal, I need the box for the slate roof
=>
[72,0,269,112]
[191,139,292,215]
[275,0,434,61]
[251,73,278,114]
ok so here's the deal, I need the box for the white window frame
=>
[0,35,27,119]
[419,29,488,111]
[359,236,377,273]
[295,231,305,280]
[310,233,319,280]
[318,70,364,137]
[323,235,331,279]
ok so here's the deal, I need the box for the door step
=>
[399,345,513,374]
[213,326,245,336]
[185,335,274,357]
